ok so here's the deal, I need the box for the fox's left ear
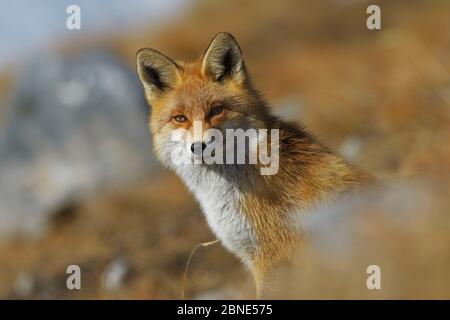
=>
[202,32,246,84]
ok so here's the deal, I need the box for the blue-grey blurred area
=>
[0,0,190,238]
[0,0,190,239]
[0,0,185,71]
[0,51,156,238]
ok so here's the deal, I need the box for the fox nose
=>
[191,142,207,155]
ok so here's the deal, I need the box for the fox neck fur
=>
[171,117,371,287]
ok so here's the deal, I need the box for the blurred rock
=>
[101,257,130,293]
[339,136,362,162]
[13,272,35,297]
[0,51,156,239]
[273,96,304,120]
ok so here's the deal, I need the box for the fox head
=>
[137,32,274,168]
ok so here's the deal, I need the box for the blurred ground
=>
[0,0,449,299]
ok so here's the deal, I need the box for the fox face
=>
[136,33,272,167]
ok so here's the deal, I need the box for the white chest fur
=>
[175,164,258,265]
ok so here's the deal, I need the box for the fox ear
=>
[202,32,246,84]
[136,48,180,102]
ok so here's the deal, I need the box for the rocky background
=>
[0,0,449,299]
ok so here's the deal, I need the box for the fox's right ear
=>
[136,48,180,102]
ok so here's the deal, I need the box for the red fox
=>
[136,32,373,297]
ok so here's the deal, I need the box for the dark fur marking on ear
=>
[142,64,167,91]
[217,49,233,81]
[202,32,245,83]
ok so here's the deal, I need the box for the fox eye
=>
[209,104,224,117]
[174,115,187,123]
